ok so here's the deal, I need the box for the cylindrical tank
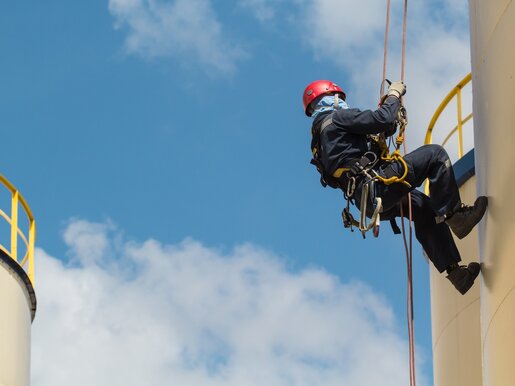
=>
[430,152,482,386]
[469,1,515,385]
[0,250,36,386]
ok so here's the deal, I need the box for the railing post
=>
[457,87,464,158]
[28,219,35,283]
[10,191,19,262]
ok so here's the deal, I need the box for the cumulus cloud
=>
[300,0,385,67]
[31,219,429,386]
[108,0,246,73]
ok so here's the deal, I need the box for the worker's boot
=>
[446,196,488,239]
[446,262,481,295]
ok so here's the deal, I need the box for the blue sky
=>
[0,1,473,384]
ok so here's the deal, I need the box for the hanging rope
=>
[382,1,416,385]
[381,0,391,97]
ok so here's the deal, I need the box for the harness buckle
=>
[349,152,379,176]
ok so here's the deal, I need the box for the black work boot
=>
[446,196,488,239]
[446,262,481,295]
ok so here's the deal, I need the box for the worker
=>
[303,79,487,295]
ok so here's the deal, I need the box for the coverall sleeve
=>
[331,96,400,135]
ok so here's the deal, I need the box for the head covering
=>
[311,95,349,119]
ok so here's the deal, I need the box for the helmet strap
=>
[334,94,340,110]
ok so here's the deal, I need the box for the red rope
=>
[400,205,416,386]
[382,0,416,385]
[381,0,391,97]
[400,0,408,81]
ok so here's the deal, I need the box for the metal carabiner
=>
[346,176,356,198]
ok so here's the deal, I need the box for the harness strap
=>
[333,152,378,179]
[311,114,333,157]
[320,116,333,132]
[333,167,350,179]
[390,218,402,234]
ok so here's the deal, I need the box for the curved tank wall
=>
[0,251,36,386]
[430,150,482,386]
[469,1,515,385]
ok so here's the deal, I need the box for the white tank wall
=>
[430,175,482,386]
[0,263,33,386]
[469,1,515,386]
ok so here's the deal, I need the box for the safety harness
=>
[310,103,408,238]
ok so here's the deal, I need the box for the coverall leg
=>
[381,190,461,272]
[376,144,462,272]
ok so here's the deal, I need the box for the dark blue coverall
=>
[311,96,461,272]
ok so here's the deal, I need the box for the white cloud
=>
[239,0,385,63]
[108,0,246,73]
[62,219,114,265]
[31,219,429,386]
[300,0,385,66]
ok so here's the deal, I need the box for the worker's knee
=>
[424,144,447,157]
[419,144,452,166]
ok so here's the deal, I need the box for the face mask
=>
[312,95,349,119]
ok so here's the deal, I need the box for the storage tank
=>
[469,1,515,385]
[428,151,483,386]
[0,176,36,386]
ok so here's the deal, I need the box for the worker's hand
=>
[387,81,406,99]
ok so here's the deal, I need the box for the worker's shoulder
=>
[331,107,362,124]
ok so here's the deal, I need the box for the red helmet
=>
[302,80,346,116]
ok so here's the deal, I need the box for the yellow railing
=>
[424,73,473,194]
[424,73,472,156]
[0,175,36,285]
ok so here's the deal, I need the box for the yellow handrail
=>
[0,174,36,285]
[441,113,473,148]
[424,73,473,194]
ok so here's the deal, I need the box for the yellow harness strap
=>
[332,167,350,178]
